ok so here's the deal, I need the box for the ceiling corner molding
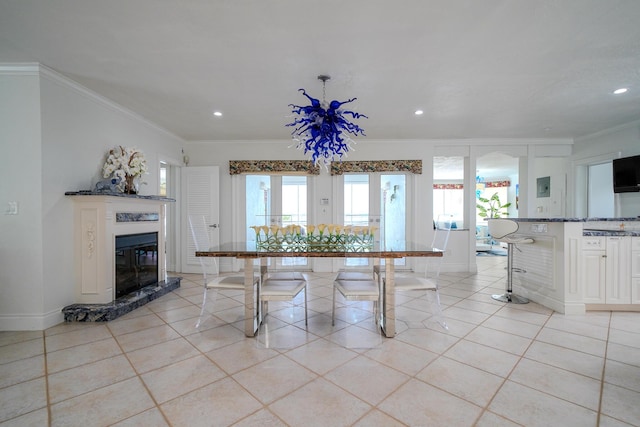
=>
[330,160,422,175]
[0,62,41,75]
[229,160,320,175]
[37,64,183,143]
[575,117,640,143]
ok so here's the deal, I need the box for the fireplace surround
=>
[65,192,176,306]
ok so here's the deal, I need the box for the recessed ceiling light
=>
[213,111,223,117]
[613,88,628,95]
[414,110,424,115]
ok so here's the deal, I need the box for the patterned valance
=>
[485,180,511,188]
[229,160,320,175]
[433,183,464,190]
[433,180,510,189]
[330,160,422,175]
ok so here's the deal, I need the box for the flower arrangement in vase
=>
[250,224,377,252]
[102,146,148,194]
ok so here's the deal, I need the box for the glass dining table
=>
[196,240,443,338]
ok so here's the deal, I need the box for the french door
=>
[340,173,409,269]
[245,175,309,267]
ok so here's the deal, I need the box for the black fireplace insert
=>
[115,232,158,298]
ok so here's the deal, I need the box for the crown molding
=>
[38,64,184,143]
[186,137,574,146]
[0,62,41,75]
[0,62,183,144]
[575,118,640,143]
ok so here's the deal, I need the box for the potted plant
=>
[477,192,511,218]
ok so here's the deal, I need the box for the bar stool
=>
[487,219,534,304]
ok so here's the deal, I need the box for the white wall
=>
[0,70,45,329]
[531,157,568,218]
[0,65,184,330]
[571,121,640,217]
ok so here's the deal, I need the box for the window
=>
[159,162,167,197]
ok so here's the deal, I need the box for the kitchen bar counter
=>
[494,217,640,314]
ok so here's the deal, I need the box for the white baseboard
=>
[0,309,65,331]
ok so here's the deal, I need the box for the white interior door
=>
[181,166,220,274]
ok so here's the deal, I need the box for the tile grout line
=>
[595,312,612,427]
[105,313,174,427]
[470,305,555,426]
[9,259,636,426]
[43,330,52,427]
[159,289,289,426]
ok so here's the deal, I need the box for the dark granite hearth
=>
[62,276,181,322]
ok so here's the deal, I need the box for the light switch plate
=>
[5,201,18,215]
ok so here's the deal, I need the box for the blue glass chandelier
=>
[286,75,367,167]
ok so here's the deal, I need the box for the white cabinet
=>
[632,237,640,304]
[605,237,631,304]
[581,237,606,303]
[580,236,632,304]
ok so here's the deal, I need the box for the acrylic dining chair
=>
[189,215,260,328]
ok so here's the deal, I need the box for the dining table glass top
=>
[196,240,443,258]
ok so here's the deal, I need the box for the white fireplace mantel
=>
[66,192,175,304]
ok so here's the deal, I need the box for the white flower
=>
[102,146,148,191]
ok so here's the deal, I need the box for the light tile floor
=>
[1,256,640,426]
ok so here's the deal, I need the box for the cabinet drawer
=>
[582,237,605,250]
[632,237,640,251]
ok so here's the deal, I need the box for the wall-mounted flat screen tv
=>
[612,154,640,193]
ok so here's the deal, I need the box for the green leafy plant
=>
[477,192,511,218]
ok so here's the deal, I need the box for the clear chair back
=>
[188,215,219,277]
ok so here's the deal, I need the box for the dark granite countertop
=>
[484,217,640,235]
[510,217,640,222]
[582,230,640,237]
[65,191,175,202]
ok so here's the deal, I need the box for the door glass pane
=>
[344,175,369,267]
[381,175,405,244]
[282,176,307,267]
[344,175,369,226]
[245,175,270,241]
[245,175,307,267]
[282,176,307,227]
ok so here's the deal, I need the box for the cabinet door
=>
[632,277,640,304]
[581,250,606,303]
[605,237,631,304]
[632,249,640,277]
[632,244,640,304]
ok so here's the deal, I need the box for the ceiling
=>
[1,0,640,146]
